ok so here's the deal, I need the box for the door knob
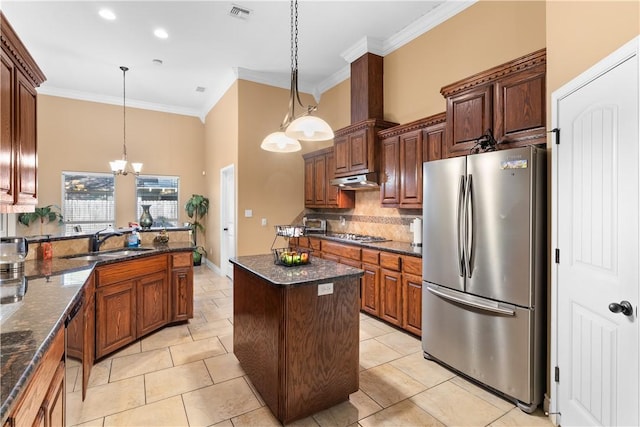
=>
[608,300,634,317]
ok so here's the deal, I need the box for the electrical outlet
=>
[318,283,333,296]
[261,218,267,226]
[244,209,252,218]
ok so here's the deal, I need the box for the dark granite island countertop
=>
[231,254,363,424]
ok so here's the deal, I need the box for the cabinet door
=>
[493,63,546,148]
[380,269,402,326]
[14,70,38,207]
[445,85,492,157]
[348,128,369,172]
[42,361,65,427]
[313,155,326,206]
[171,267,193,322]
[380,136,400,206]
[96,280,136,359]
[399,130,423,207]
[137,271,169,337]
[402,273,422,336]
[325,150,355,208]
[361,263,380,316]
[423,121,446,162]
[333,134,349,176]
[1,50,15,206]
[304,158,315,206]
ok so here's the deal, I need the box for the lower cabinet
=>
[170,252,194,322]
[5,328,65,427]
[95,255,169,359]
[361,263,380,316]
[402,273,422,336]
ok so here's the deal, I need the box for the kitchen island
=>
[231,254,363,424]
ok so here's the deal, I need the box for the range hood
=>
[330,173,379,190]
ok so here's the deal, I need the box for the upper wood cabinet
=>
[303,147,354,209]
[0,12,45,213]
[333,119,397,178]
[378,113,446,208]
[441,49,546,158]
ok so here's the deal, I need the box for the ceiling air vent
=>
[195,86,206,93]
[229,4,251,20]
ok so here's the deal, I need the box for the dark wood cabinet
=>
[82,274,95,400]
[402,273,422,336]
[303,147,354,209]
[136,271,169,337]
[423,119,446,162]
[380,268,402,327]
[333,119,397,178]
[96,280,137,358]
[170,252,194,322]
[95,255,170,359]
[361,263,380,316]
[441,49,546,157]
[5,329,64,427]
[0,12,45,212]
[379,113,446,208]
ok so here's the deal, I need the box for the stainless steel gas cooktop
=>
[328,233,389,243]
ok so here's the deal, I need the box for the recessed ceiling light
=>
[98,9,116,20]
[154,28,169,39]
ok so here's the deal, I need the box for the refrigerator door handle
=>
[464,174,473,278]
[426,284,516,316]
[457,175,465,277]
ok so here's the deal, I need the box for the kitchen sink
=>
[64,247,153,261]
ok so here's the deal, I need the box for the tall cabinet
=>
[1,12,45,213]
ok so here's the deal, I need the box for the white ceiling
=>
[2,0,475,120]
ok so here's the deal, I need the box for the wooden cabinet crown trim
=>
[440,48,546,97]
[0,12,46,87]
[377,112,446,138]
[333,118,398,137]
[302,145,333,160]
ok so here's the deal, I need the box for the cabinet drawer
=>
[380,252,401,271]
[402,256,422,276]
[171,252,192,268]
[96,255,167,287]
[361,248,380,265]
[322,241,361,261]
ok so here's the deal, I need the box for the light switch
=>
[318,283,333,296]
[244,209,253,218]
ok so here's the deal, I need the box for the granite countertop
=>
[230,254,364,286]
[0,258,93,423]
[0,242,194,424]
[305,234,423,257]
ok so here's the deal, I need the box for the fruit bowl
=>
[273,248,311,267]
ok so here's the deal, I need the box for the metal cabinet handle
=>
[608,300,634,317]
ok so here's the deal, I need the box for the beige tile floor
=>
[66,266,553,427]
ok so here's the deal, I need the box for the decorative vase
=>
[140,204,153,229]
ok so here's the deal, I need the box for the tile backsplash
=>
[299,190,422,243]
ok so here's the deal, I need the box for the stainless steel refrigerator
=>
[421,146,546,413]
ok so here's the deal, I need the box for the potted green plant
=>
[17,205,64,235]
[185,194,209,265]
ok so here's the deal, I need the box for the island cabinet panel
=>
[6,328,64,427]
[82,273,95,400]
[233,262,360,424]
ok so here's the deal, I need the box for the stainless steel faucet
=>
[89,228,123,252]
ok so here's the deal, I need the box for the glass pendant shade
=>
[261,131,302,153]
[285,115,334,141]
[110,159,127,173]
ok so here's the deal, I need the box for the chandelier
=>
[110,66,143,175]
[261,0,334,153]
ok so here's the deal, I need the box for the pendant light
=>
[110,66,143,175]
[261,0,333,153]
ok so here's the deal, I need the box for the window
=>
[135,175,179,227]
[62,172,115,234]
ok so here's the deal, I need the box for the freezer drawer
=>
[422,283,543,408]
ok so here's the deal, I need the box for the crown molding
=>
[340,36,385,64]
[37,86,203,119]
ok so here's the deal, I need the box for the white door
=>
[220,164,236,279]
[554,38,639,427]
